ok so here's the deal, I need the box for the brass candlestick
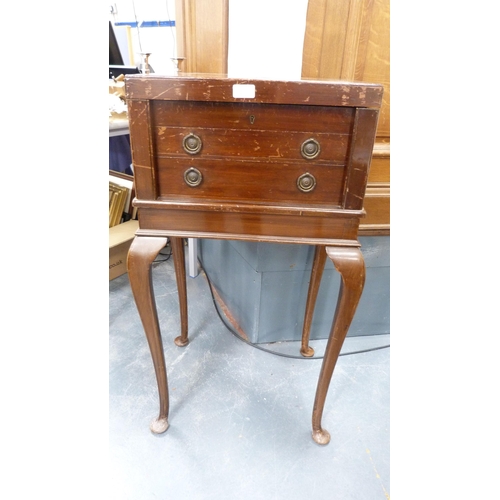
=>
[170,57,186,74]
[139,52,152,74]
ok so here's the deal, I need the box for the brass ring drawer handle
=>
[301,138,320,160]
[183,133,203,154]
[184,167,203,187]
[297,173,316,193]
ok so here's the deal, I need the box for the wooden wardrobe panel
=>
[360,186,390,230]
[175,0,228,74]
[356,0,390,139]
[368,157,390,184]
[302,0,389,141]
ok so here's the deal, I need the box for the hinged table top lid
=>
[125,73,383,108]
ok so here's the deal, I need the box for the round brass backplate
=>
[297,173,317,193]
[301,138,320,160]
[182,133,203,155]
[184,167,203,187]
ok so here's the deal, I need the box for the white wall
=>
[228,0,309,80]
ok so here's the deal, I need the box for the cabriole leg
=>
[127,235,170,434]
[170,237,189,347]
[300,245,327,357]
[311,246,365,445]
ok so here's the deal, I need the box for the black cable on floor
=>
[197,256,389,360]
[153,239,172,263]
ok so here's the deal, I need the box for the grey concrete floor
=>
[109,250,390,500]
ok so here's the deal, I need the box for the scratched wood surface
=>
[151,101,355,133]
[155,157,346,206]
[125,75,383,108]
[136,207,360,243]
[125,74,382,242]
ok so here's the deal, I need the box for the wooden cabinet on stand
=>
[125,74,383,443]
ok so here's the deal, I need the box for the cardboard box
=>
[109,220,139,280]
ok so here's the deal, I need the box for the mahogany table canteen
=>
[124,74,383,445]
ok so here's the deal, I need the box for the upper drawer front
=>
[151,101,355,133]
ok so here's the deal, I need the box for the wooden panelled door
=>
[174,0,228,74]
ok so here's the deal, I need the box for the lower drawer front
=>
[155,157,346,206]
